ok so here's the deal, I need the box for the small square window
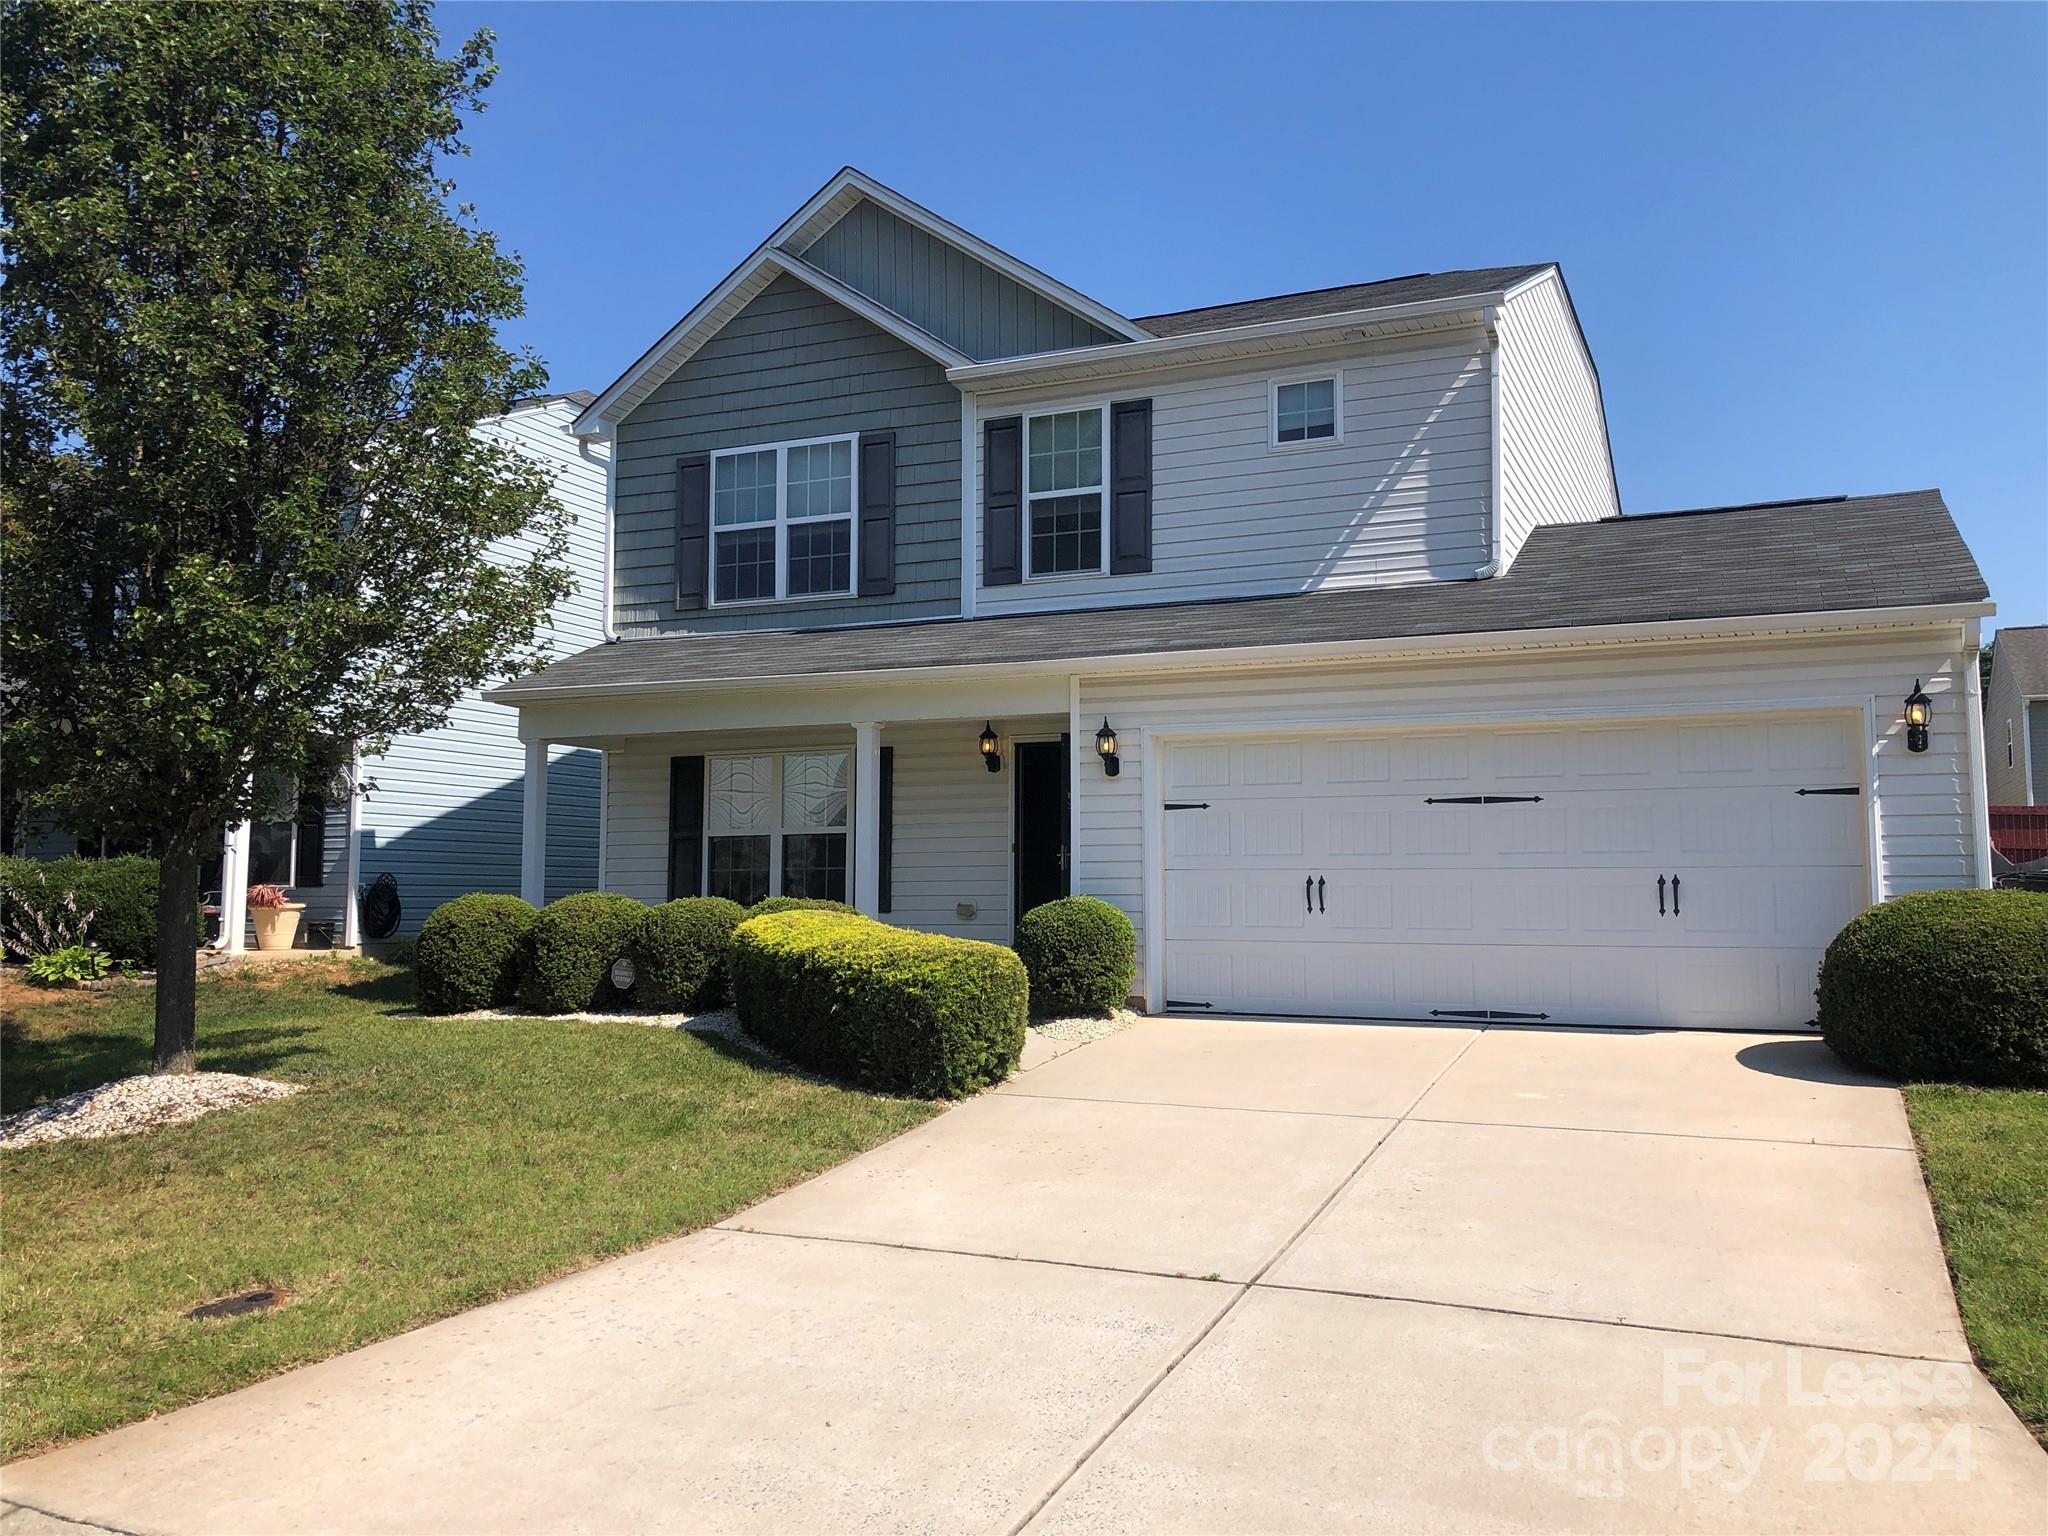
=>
[1274,377,1338,445]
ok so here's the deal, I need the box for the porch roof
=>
[491,489,1987,701]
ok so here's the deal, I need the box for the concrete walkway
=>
[5,1019,2044,1534]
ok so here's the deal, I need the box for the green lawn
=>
[1904,1083,2048,1444]
[1,960,938,1459]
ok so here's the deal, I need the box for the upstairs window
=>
[1272,374,1341,447]
[1026,407,1107,577]
[711,435,855,604]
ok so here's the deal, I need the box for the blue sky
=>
[449,1,2046,633]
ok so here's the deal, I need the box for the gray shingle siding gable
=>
[612,272,962,636]
[800,199,1121,360]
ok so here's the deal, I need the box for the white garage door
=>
[1162,716,1869,1029]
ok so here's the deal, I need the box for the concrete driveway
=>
[5,1018,2043,1535]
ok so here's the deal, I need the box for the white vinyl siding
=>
[1072,629,1982,997]
[974,330,1495,614]
[297,398,609,935]
[1495,270,1618,568]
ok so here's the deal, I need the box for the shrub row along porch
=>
[514,707,1080,952]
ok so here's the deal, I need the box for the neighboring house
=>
[15,392,610,947]
[1984,625,2047,806]
[489,167,1996,1031]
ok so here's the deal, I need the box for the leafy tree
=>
[2,0,571,1070]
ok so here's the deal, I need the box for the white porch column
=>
[520,739,549,907]
[341,757,364,947]
[853,722,882,916]
[218,820,251,954]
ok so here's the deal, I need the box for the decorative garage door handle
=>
[1657,874,1683,916]
[1671,874,1681,915]
[1305,876,1314,914]
[1658,875,1666,916]
[1317,876,1326,913]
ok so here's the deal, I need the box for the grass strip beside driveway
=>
[1,961,937,1459]
[1904,1083,2048,1444]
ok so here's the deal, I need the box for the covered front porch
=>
[513,670,1080,945]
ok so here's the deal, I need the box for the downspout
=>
[1471,306,1506,580]
[582,420,621,644]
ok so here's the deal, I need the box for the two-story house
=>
[1985,626,2047,808]
[491,169,1995,1030]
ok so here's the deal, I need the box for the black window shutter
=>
[674,453,711,611]
[877,745,894,914]
[857,431,897,596]
[667,756,705,900]
[983,416,1023,586]
[1110,398,1153,575]
[295,792,327,889]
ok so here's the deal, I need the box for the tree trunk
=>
[153,831,202,1074]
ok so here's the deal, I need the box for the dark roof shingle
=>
[1995,625,2048,696]
[495,490,1985,698]
[1132,265,1555,338]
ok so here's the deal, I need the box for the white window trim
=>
[248,818,301,889]
[707,432,859,607]
[703,749,851,902]
[1022,402,1111,581]
[1268,370,1345,451]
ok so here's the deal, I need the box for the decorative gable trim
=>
[572,247,971,433]
[783,169,1148,345]
[573,168,1144,435]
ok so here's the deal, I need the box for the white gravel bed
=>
[1029,1007,1139,1045]
[1,1072,303,1149]
[429,1005,707,1029]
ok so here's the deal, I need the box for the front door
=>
[1014,737,1070,927]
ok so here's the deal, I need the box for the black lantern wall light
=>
[1095,718,1121,777]
[1903,682,1932,754]
[978,721,1003,773]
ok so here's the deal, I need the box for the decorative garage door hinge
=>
[1429,1008,1553,1021]
[1423,795,1545,805]
[1794,786,1861,796]
[1163,801,1212,811]
[1164,999,1216,1010]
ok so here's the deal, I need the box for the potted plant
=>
[247,884,305,951]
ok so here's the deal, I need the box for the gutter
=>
[485,601,1994,707]
[944,290,1507,391]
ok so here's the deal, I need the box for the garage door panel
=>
[1163,716,1867,1030]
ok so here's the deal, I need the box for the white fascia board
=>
[572,246,781,432]
[485,602,1992,708]
[571,247,969,435]
[945,293,1505,393]
[781,168,1150,343]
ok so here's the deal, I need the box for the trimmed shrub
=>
[1818,889,2048,1087]
[731,911,1027,1097]
[0,854,159,967]
[518,892,647,1015]
[1014,895,1137,1018]
[632,897,747,1011]
[415,894,538,1014]
[746,895,855,918]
